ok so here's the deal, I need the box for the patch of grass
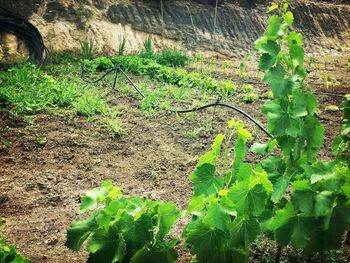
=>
[73,88,105,117]
[155,49,190,67]
[220,80,237,96]
[241,84,255,93]
[325,104,340,112]
[100,106,125,136]
[0,64,78,114]
[49,51,79,64]
[243,93,259,103]
[0,63,125,135]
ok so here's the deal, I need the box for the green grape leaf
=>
[289,43,304,69]
[309,161,336,184]
[202,203,231,231]
[87,226,126,263]
[80,180,121,213]
[291,179,312,191]
[262,99,302,137]
[185,194,206,216]
[283,11,294,26]
[250,143,268,155]
[185,221,228,263]
[271,175,290,203]
[314,191,334,217]
[197,134,224,166]
[228,181,267,216]
[287,32,304,46]
[263,65,288,98]
[259,54,276,70]
[236,163,252,181]
[291,189,315,216]
[190,163,224,196]
[321,202,350,249]
[156,203,180,240]
[249,170,273,192]
[231,136,248,182]
[258,41,281,70]
[266,15,281,39]
[131,246,178,263]
[269,204,316,248]
[230,216,260,248]
[65,215,97,252]
[123,214,153,258]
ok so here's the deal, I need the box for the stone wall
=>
[0,0,349,57]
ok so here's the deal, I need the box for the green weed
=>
[118,36,127,56]
[73,88,105,117]
[0,64,77,114]
[80,39,94,60]
[100,106,125,136]
[243,92,259,103]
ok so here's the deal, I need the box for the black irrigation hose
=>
[0,8,48,67]
[90,67,272,137]
[311,90,346,98]
[169,101,271,137]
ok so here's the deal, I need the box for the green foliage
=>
[332,95,350,166]
[254,1,350,257]
[183,120,273,262]
[0,64,78,114]
[0,238,31,263]
[118,37,127,56]
[141,36,153,58]
[73,89,105,117]
[243,93,258,103]
[66,180,180,263]
[0,63,125,135]
[100,106,125,136]
[221,81,237,96]
[82,55,233,95]
[80,39,94,60]
[153,49,190,67]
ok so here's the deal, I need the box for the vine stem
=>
[275,246,282,263]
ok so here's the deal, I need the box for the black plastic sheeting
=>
[0,8,48,69]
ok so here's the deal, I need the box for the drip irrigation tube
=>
[89,67,272,137]
[0,8,48,68]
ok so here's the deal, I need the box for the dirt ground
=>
[0,56,349,262]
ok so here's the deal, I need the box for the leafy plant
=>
[0,238,31,263]
[243,92,258,103]
[100,106,125,136]
[220,80,237,96]
[155,49,190,67]
[65,180,180,263]
[73,88,105,117]
[0,64,78,114]
[183,120,272,262]
[332,95,350,166]
[254,1,350,259]
[80,39,94,60]
[118,37,127,56]
[82,56,235,93]
[141,36,154,58]
[241,84,254,94]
